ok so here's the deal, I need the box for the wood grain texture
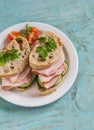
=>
[0,0,94,129]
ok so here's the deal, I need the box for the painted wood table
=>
[0,0,94,129]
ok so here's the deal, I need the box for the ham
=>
[2,72,31,88]
[9,74,19,83]
[39,63,66,83]
[17,67,31,82]
[32,53,65,76]
[9,67,31,83]
[43,76,59,89]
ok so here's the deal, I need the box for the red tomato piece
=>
[7,31,21,42]
[27,27,39,44]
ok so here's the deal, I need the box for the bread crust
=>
[38,85,59,96]
[29,31,63,69]
[0,36,30,77]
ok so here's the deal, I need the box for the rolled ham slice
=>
[43,76,59,89]
[32,53,65,76]
[2,72,31,88]
[17,67,31,82]
[9,74,19,83]
[9,67,31,83]
[39,62,66,83]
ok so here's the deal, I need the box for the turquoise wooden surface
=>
[0,0,94,129]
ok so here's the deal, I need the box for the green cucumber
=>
[55,61,69,85]
[62,61,69,75]
[18,74,36,89]
[54,75,64,86]
[37,77,45,91]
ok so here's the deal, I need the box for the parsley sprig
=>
[37,46,47,59]
[21,24,31,38]
[0,49,19,66]
[37,37,57,59]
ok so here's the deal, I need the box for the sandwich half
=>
[29,31,69,95]
[0,36,36,91]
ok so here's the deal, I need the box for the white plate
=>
[0,22,78,107]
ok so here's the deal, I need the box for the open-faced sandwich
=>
[29,31,68,95]
[0,36,36,91]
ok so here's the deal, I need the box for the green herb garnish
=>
[37,37,57,59]
[21,24,31,38]
[37,46,47,59]
[26,24,31,32]
[47,38,57,49]
[0,49,19,66]
[46,45,52,52]
[38,37,46,42]
[15,37,22,43]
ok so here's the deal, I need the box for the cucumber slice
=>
[54,75,63,86]
[19,82,31,88]
[62,61,69,76]
[18,74,36,89]
[37,77,45,90]
[37,77,48,92]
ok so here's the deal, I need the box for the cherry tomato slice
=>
[7,31,21,42]
[27,27,39,44]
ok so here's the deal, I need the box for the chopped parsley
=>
[21,24,31,38]
[37,46,47,59]
[37,37,57,59]
[15,37,22,43]
[38,37,46,42]
[0,49,19,66]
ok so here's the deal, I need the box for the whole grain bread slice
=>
[0,36,30,77]
[29,31,63,69]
